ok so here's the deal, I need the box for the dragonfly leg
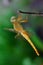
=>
[20,19,28,23]
[15,33,20,38]
[19,16,28,23]
[4,28,14,32]
[17,11,22,21]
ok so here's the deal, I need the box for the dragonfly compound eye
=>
[10,16,16,22]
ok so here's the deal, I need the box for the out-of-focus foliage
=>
[0,0,43,65]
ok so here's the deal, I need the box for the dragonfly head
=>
[10,16,16,23]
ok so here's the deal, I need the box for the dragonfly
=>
[4,13,40,56]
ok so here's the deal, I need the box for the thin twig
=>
[19,10,43,15]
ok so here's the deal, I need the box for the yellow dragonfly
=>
[4,13,40,56]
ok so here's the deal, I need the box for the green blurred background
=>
[0,0,43,65]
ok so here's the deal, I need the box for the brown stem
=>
[19,10,43,15]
